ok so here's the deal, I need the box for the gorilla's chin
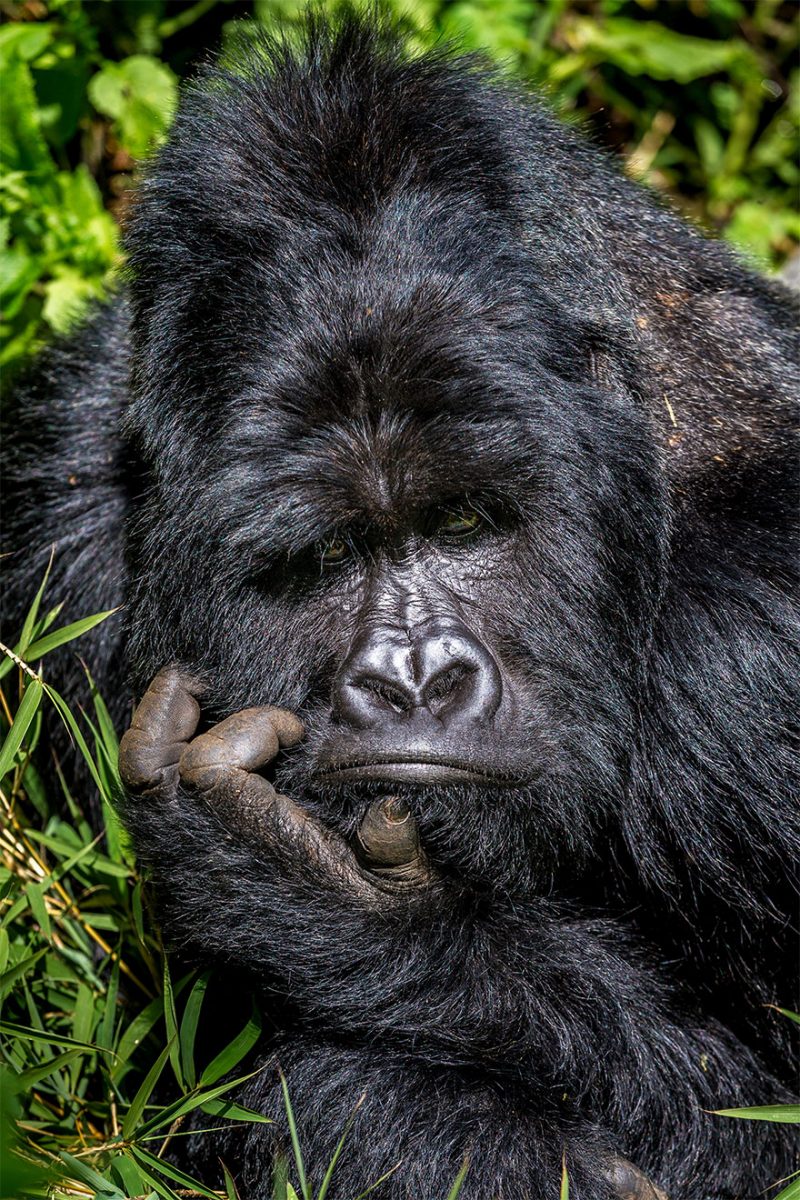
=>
[290,763,593,897]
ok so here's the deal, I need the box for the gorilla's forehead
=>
[222,398,536,557]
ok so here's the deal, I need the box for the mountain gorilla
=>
[2,14,798,1200]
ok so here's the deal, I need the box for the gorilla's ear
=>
[1,299,130,732]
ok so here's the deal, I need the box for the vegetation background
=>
[1,2,798,1199]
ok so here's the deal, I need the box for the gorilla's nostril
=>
[355,675,412,714]
[423,663,472,712]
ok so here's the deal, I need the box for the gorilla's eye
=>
[319,536,350,566]
[437,507,483,538]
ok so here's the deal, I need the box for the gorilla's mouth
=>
[315,754,520,786]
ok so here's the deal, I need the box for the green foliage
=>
[0,0,797,372]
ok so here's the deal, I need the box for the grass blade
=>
[447,1156,471,1200]
[280,1071,310,1200]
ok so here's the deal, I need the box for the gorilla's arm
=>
[120,670,788,1188]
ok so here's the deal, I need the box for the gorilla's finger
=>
[358,797,419,866]
[179,706,304,793]
[357,797,432,886]
[119,668,202,796]
[604,1158,668,1200]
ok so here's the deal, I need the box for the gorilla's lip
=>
[315,754,520,786]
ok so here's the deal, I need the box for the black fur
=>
[2,15,798,1199]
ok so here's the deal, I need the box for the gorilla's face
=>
[126,258,665,891]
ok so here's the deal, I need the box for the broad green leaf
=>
[569,17,756,84]
[88,55,177,157]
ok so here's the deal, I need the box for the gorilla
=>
[2,14,798,1200]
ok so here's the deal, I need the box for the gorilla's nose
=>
[333,619,502,730]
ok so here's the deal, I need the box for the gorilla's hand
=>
[118,667,432,897]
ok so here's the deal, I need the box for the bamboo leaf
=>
[0,677,43,777]
[200,1001,262,1086]
[712,1104,800,1123]
[200,1096,272,1124]
[774,1174,800,1200]
[129,1145,223,1199]
[24,608,119,661]
[180,971,209,1089]
[122,1036,175,1138]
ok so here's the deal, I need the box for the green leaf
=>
[560,1155,569,1200]
[133,1068,261,1139]
[0,1016,110,1053]
[88,55,177,157]
[316,1096,362,1200]
[163,958,184,1090]
[200,1001,262,1086]
[24,608,119,661]
[713,1104,800,1123]
[774,1174,800,1200]
[0,677,43,778]
[122,1036,176,1138]
[280,1072,310,1200]
[15,1048,83,1088]
[59,1150,124,1197]
[129,1145,223,1199]
[200,1096,272,1124]
[179,971,210,1089]
[0,950,48,1000]
[17,551,54,658]
[569,17,756,84]
[447,1156,471,1200]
